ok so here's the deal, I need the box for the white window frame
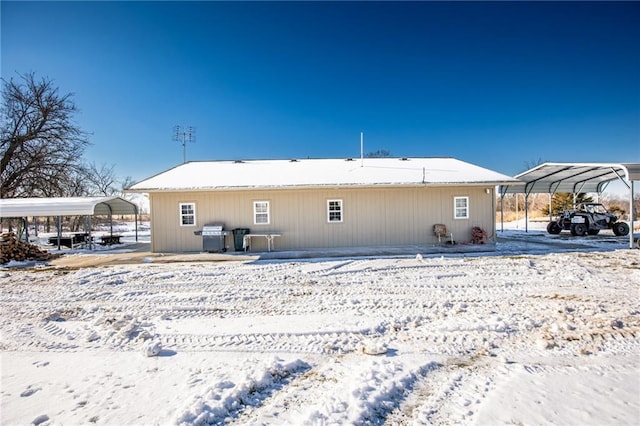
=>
[327,199,343,223]
[253,201,270,225]
[454,196,469,219]
[179,202,196,226]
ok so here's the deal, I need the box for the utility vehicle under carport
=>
[546,202,630,236]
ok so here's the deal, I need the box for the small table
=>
[100,235,122,245]
[48,236,73,249]
[48,233,92,248]
[242,233,281,252]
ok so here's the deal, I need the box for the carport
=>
[499,163,640,249]
[0,196,139,249]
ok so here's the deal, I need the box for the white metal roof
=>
[499,163,640,195]
[127,157,521,192]
[0,196,139,217]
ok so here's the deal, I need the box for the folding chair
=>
[433,224,454,244]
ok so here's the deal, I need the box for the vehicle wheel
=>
[571,223,587,236]
[613,222,629,236]
[587,229,600,235]
[546,222,561,234]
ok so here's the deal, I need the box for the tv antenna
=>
[173,125,195,163]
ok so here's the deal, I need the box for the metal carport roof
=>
[499,163,640,195]
[0,197,140,249]
[0,196,138,217]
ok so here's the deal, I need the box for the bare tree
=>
[120,175,137,192]
[1,72,89,198]
[365,149,392,158]
[84,162,118,196]
[524,157,546,170]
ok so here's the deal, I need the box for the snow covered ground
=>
[1,222,639,425]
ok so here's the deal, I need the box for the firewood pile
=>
[0,233,62,264]
[471,226,488,244]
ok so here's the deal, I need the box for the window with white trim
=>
[454,196,469,219]
[253,201,270,225]
[179,202,196,226]
[327,199,343,223]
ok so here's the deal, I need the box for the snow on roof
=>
[127,157,521,192]
[0,196,138,217]
[500,162,640,194]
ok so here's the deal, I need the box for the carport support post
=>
[631,180,635,249]
[524,193,529,233]
[107,205,113,237]
[86,216,93,250]
[56,216,62,250]
[500,191,504,232]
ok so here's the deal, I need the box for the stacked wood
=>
[471,226,488,244]
[0,233,62,264]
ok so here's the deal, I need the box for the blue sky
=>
[2,1,639,184]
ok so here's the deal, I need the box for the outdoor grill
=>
[194,223,229,252]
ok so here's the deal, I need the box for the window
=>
[254,201,270,225]
[454,196,469,219]
[179,202,196,226]
[327,199,343,223]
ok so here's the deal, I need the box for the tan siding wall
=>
[148,186,495,252]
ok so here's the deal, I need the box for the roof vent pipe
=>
[360,132,364,167]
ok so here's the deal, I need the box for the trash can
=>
[232,228,250,251]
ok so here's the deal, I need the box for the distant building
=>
[126,157,519,253]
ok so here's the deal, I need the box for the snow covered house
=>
[127,158,520,253]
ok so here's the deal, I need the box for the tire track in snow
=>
[174,359,311,425]
[2,252,639,426]
[229,357,440,426]
[391,356,503,425]
[4,253,636,361]
[391,351,640,425]
[161,330,365,355]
